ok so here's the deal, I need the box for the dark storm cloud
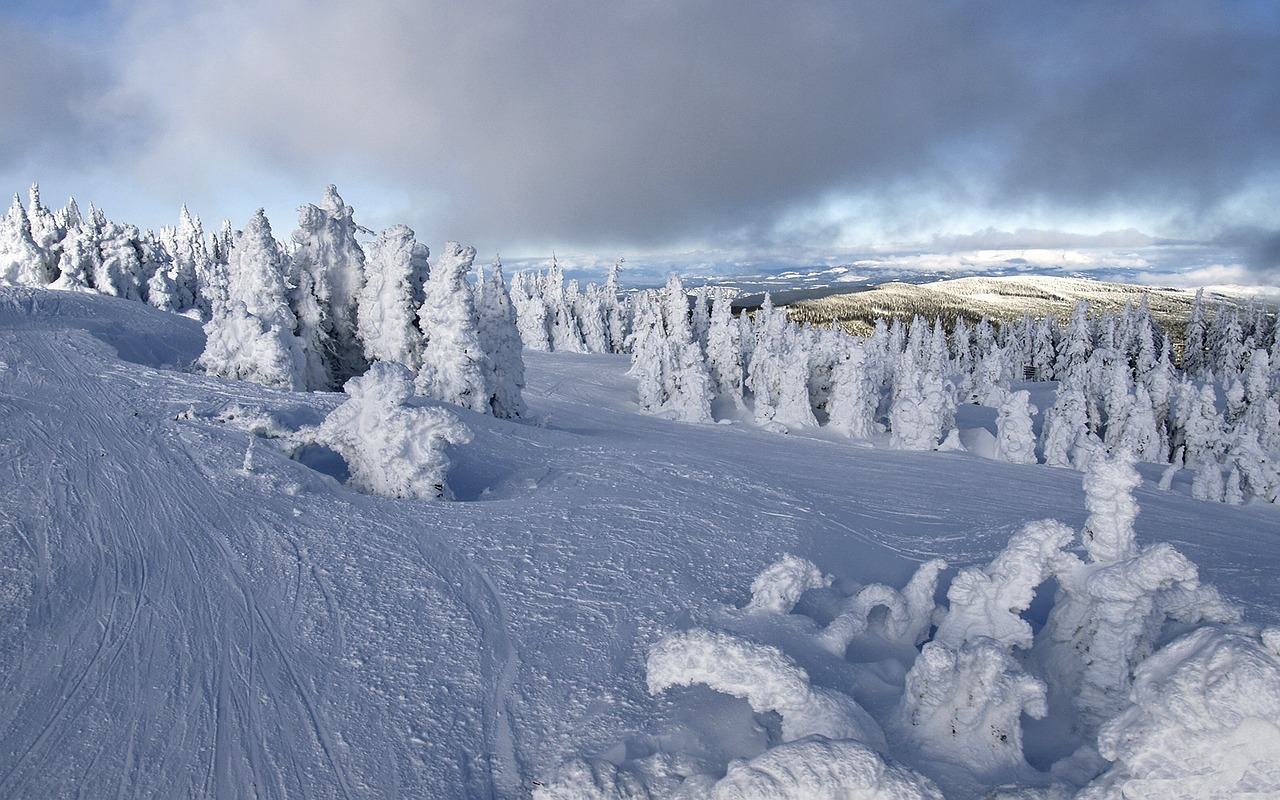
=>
[10,0,1280,255]
[996,2,1280,212]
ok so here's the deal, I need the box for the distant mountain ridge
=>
[783,275,1277,336]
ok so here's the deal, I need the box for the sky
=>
[2,0,1279,284]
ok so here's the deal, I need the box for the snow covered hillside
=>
[2,287,1280,798]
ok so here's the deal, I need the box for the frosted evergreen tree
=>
[1054,301,1093,379]
[49,213,99,292]
[994,389,1038,464]
[415,242,491,413]
[94,221,148,301]
[973,316,997,363]
[0,195,46,286]
[1040,364,1092,468]
[704,288,745,411]
[746,296,816,430]
[574,281,611,354]
[1038,453,1239,732]
[142,230,181,311]
[1191,458,1225,502]
[1228,428,1279,503]
[290,185,369,389]
[1223,463,1246,505]
[1181,288,1209,376]
[309,362,471,500]
[657,274,714,424]
[604,258,629,353]
[357,224,428,368]
[199,210,306,390]
[25,184,61,282]
[545,258,586,353]
[1240,349,1280,454]
[889,348,954,451]
[474,257,527,418]
[1092,348,1132,450]
[827,342,883,438]
[511,270,551,351]
[1031,315,1057,381]
[970,344,1008,406]
[1119,384,1165,463]
[1211,310,1246,380]
[625,291,666,413]
[951,316,974,375]
[1173,380,1225,468]
[169,205,207,314]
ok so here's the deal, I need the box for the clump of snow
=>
[647,628,884,747]
[303,361,470,500]
[1080,450,1142,562]
[818,558,946,652]
[744,555,830,615]
[709,738,943,799]
[933,520,1074,651]
[896,637,1048,786]
[1079,625,1280,798]
[894,521,1071,786]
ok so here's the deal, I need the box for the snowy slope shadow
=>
[292,443,351,483]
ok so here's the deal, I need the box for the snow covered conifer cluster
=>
[556,276,1278,504]
[0,183,527,424]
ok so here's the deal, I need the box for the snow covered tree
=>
[649,628,884,746]
[604,258,629,353]
[357,224,429,368]
[1037,453,1239,731]
[94,221,148,301]
[308,361,471,500]
[1181,288,1209,377]
[896,520,1071,785]
[0,195,46,286]
[827,341,884,438]
[1040,364,1092,468]
[511,270,551,351]
[199,210,306,390]
[415,242,491,413]
[818,558,946,652]
[49,213,100,293]
[994,389,1038,464]
[474,257,527,419]
[625,291,666,414]
[889,346,954,451]
[545,258,586,353]
[290,185,368,389]
[704,288,745,411]
[657,274,714,423]
[746,296,817,430]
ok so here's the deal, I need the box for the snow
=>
[2,286,1280,798]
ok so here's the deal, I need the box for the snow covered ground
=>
[1,287,1279,797]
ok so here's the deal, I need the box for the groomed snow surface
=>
[2,287,1280,798]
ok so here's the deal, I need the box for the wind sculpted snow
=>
[2,287,1280,797]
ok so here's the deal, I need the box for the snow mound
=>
[1080,625,1280,798]
[648,628,884,747]
[744,555,830,615]
[710,737,943,799]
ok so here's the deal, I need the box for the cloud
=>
[929,228,1160,251]
[4,1,1278,259]
[0,19,132,175]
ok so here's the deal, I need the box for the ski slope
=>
[1,287,1278,797]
